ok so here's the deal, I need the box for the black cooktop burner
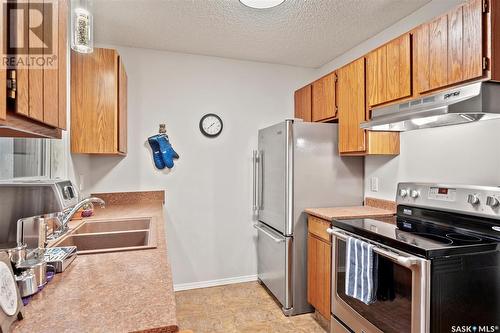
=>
[332,206,500,259]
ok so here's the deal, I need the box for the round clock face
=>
[0,261,17,316]
[200,114,223,137]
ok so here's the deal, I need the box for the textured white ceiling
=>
[93,0,431,68]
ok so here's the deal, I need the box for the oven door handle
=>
[327,227,420,268]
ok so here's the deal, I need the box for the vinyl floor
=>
[175,282,328,333]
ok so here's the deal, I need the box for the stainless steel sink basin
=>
[55,218,156,254]
[74,219,150,234]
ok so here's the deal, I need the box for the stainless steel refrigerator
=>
[252,119,364,316]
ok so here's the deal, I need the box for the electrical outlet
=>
[370,177,379,192]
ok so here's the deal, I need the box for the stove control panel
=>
[428,187,457,202]
[397,183,500,219]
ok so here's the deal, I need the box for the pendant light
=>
[239,0,286,9]
[71,0,94,53]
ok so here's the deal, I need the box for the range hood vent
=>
[361,82,500,131]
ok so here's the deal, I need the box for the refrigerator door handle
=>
[258,150,263,210]
[252,150,258,212]
[253,223,285,243]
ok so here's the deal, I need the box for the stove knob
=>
[399,189,408,198]
[486,196,500,208]
[410,190,420,199]
[467,194,480,205]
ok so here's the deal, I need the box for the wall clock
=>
[0,253,23,332]
[199,114,223,138]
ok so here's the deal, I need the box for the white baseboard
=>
[173,274,258,292]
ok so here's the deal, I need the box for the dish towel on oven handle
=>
[345,236,378,304]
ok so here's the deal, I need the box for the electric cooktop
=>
[332,213,500,259]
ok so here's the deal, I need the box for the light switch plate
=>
[79,174,85,192]
[370,177,379,192]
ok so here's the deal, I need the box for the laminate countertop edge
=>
[305,197,396,221]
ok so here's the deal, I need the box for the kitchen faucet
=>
[53,197,105,237]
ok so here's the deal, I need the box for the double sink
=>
[55,218,156,254]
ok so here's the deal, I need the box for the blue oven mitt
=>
[157,135,179,169]
[148,136,166,169]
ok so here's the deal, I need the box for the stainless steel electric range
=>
[328,183,500,333]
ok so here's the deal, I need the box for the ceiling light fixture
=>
[71,0,94,54]
[239,0,286,9]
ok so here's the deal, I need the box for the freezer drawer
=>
[254,222,292,310]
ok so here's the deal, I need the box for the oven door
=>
[328,227,431,333]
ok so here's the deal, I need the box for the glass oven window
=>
[336,239,413,333]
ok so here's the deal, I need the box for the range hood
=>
[361,82,500,131]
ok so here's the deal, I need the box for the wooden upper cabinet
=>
[462,0,483,80]
[413,23,430,94]
[338,58,366,153]
[366,46,387,106]
[338,58,400,156]
[429,14,449,90]
[58,0,68,130]
[312,72,336,122]
[0,0,67,138]
[0,7,5,121]
[294,85,312,122]
[416,0,484,93]
[118,58,128,154]
[0,70,5,121]
[367,34,411,107]
[448,5,464,84]
[387,34,411,101]
[71,48,128,155]
[9,0,68,129]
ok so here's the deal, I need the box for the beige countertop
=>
[305,197,396,221]
[12,191,178,333]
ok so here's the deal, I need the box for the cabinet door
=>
[294,85,312,122]
[448,6,464,84]
[368,35,411,106]
[58,0,68,130]
[417,0,484,93]
[28,1,44,123]
[307,233,331,319]
[10,0,67,128]
[462,0,483,81]
[71,49,119,154]
[366,46,386,107]
[118,57,128,154]
[338,58,366,153]
[0,7,5,121]
[44,0,68,128]
[312,72,336,122]
[414,24,430,93]
[43,0,60,127]
[386,34,411,102]
[429,15,448,90]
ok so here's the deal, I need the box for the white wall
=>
[76,46,314,286]
[364,120,500,200]
[312,0,500,201]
